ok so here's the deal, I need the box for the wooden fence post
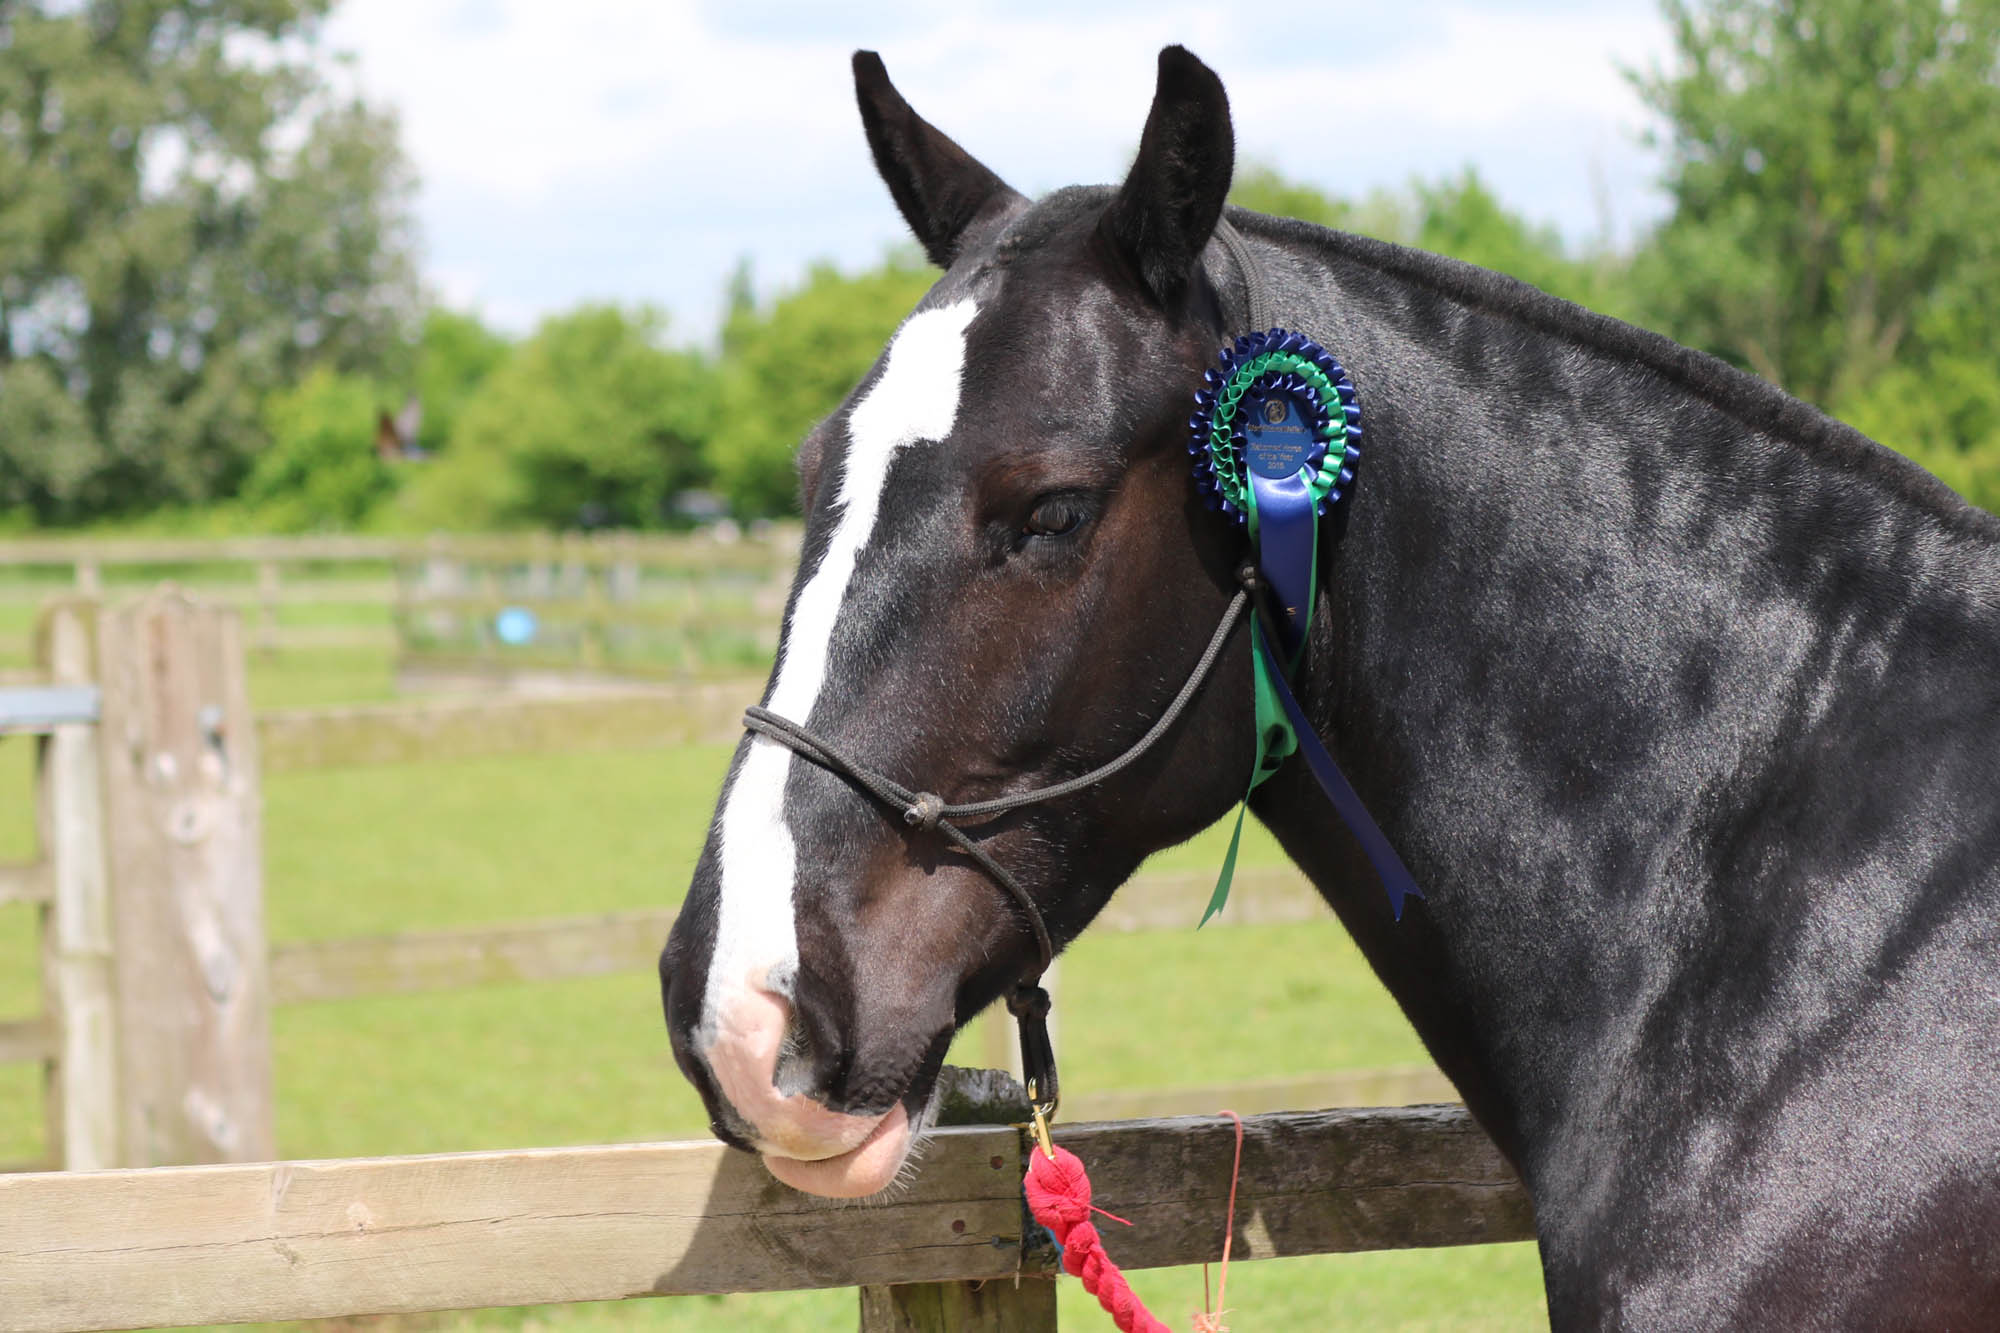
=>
[859,1069,1058,1332]
[37,602,119,1171]
[95,591,274,1166]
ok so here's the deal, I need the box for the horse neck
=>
[1235,220,2000,1174]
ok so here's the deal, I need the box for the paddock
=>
[0,586,1529,1329]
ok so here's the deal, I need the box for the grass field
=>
[0,621,1549,1330]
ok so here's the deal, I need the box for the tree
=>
[1229,164,1626,316]
[0,1,419,521]
[706,254,936,517]
[1412,171,1633,317]
[1634,0,2000,405]
[243,367,391,531]
[409,309,510,456]
[397,306,714,531]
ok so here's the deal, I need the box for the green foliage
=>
[244,367,393,531]
[0,359,98,509]
[706,255,936,517]
[0,0,418,521]
[1230,164,1629,317]
[1833,358,2000,513]
[397,306,714,530]
[1230,163,1360,231]
[412,309,511,456]
[1635,0,2000,400]
[1413,171,1632,317]
[1634,0,2000,509]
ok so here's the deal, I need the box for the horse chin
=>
[761,1101,914,1198]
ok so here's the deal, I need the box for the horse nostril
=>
[704,980,797,1118]
[772,999,819,1097]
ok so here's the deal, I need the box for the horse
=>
[660,45,2000,1328]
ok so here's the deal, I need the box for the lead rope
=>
[1023,1109,1248,1333]
[1022,221,1271,1332]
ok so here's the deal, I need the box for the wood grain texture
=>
[96,592,274,1166]
[0,1108,1528,1331]
[1053,1105,1534,1270]
[39,602,118,1171]
[858,1278,1058,1332]
[0,1128,1024,1332]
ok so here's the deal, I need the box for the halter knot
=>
[902,792,946,831]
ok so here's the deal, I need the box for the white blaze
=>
[704,298,980,1038]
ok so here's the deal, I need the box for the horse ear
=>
[1103,47,1235,308]
[853,51,1022,269]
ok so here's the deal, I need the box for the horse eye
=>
[1023,494,1091,539]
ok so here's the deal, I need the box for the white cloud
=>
[321,0,1674,342]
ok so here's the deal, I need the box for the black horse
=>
[661,46,2000,1327]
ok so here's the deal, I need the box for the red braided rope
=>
[1023,1113,1248,1333]
[1025,1145,1173,1333]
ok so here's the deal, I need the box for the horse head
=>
[660,47,1261,1196]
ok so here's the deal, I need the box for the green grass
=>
[1,734,44,1163]
[0,603,33,670]
[249,643,403,710]
[0,630,1551,1330]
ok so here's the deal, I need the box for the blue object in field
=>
[494,606,539,646]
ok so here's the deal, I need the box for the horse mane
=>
[1234,209,2000,546]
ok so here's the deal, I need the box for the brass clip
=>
[1027,1075,1057,1161]
[1030,1099,1056,1161]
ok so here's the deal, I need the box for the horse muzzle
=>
[678,974,923,1198]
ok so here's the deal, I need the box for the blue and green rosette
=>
[1189,329,1395,924]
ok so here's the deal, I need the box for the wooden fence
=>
[0,1096,1531,1332]
[0,530,797,681]
[0,590,1523,1328]
[1,593,270,1173]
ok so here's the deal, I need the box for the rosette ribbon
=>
[1190,329,1423,924]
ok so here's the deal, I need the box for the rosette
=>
[1188,328,1361,524]
[1189,327,1419,927]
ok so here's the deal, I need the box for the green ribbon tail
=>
[1202,631,1299,926]
[1201,799,1251,927]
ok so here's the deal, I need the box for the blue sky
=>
[321,1,1677,344]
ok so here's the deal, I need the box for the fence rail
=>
[0,1104,1531,1333]
[254,682,759,772]
[0,532,784,569]
[265,866,1323,1005]
[0,530,799,667]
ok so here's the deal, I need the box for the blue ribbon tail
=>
[1254,617,1424,920]
[1248,470,1317,659]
